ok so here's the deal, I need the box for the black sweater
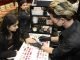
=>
[0,31,22,59]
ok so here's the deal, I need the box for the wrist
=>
[41,45,45,51]
[41,45,54,54]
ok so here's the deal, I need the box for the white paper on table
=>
[14,42,49,60]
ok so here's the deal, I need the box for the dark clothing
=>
[0,31,22,59]
[52,20,80,60]
[18,10,30,39]
[76,2,80,21]
[16,0,21,4]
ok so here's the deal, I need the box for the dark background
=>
[0,0,32,6]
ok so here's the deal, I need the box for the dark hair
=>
[67,0,78,4]
[1,13,18,35]
[18,0,27,10]
[47,7,76,20]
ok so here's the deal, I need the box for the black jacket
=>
[52,20,80,60]
[0,31,22,59]
[18,10,30,39]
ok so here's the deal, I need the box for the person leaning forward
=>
[25,0,80,60]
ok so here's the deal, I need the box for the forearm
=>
[51,36,59,42]
[41,46,54,54]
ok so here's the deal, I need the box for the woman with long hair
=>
[0,13,22,59]
[18,0,31,40]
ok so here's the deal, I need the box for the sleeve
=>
[13,31,22,50]
[0,33,16,58]
[52,34,77,58]
[0,50,16,58]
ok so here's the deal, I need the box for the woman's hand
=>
[25,37,37,44]
[25,37,42,49]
